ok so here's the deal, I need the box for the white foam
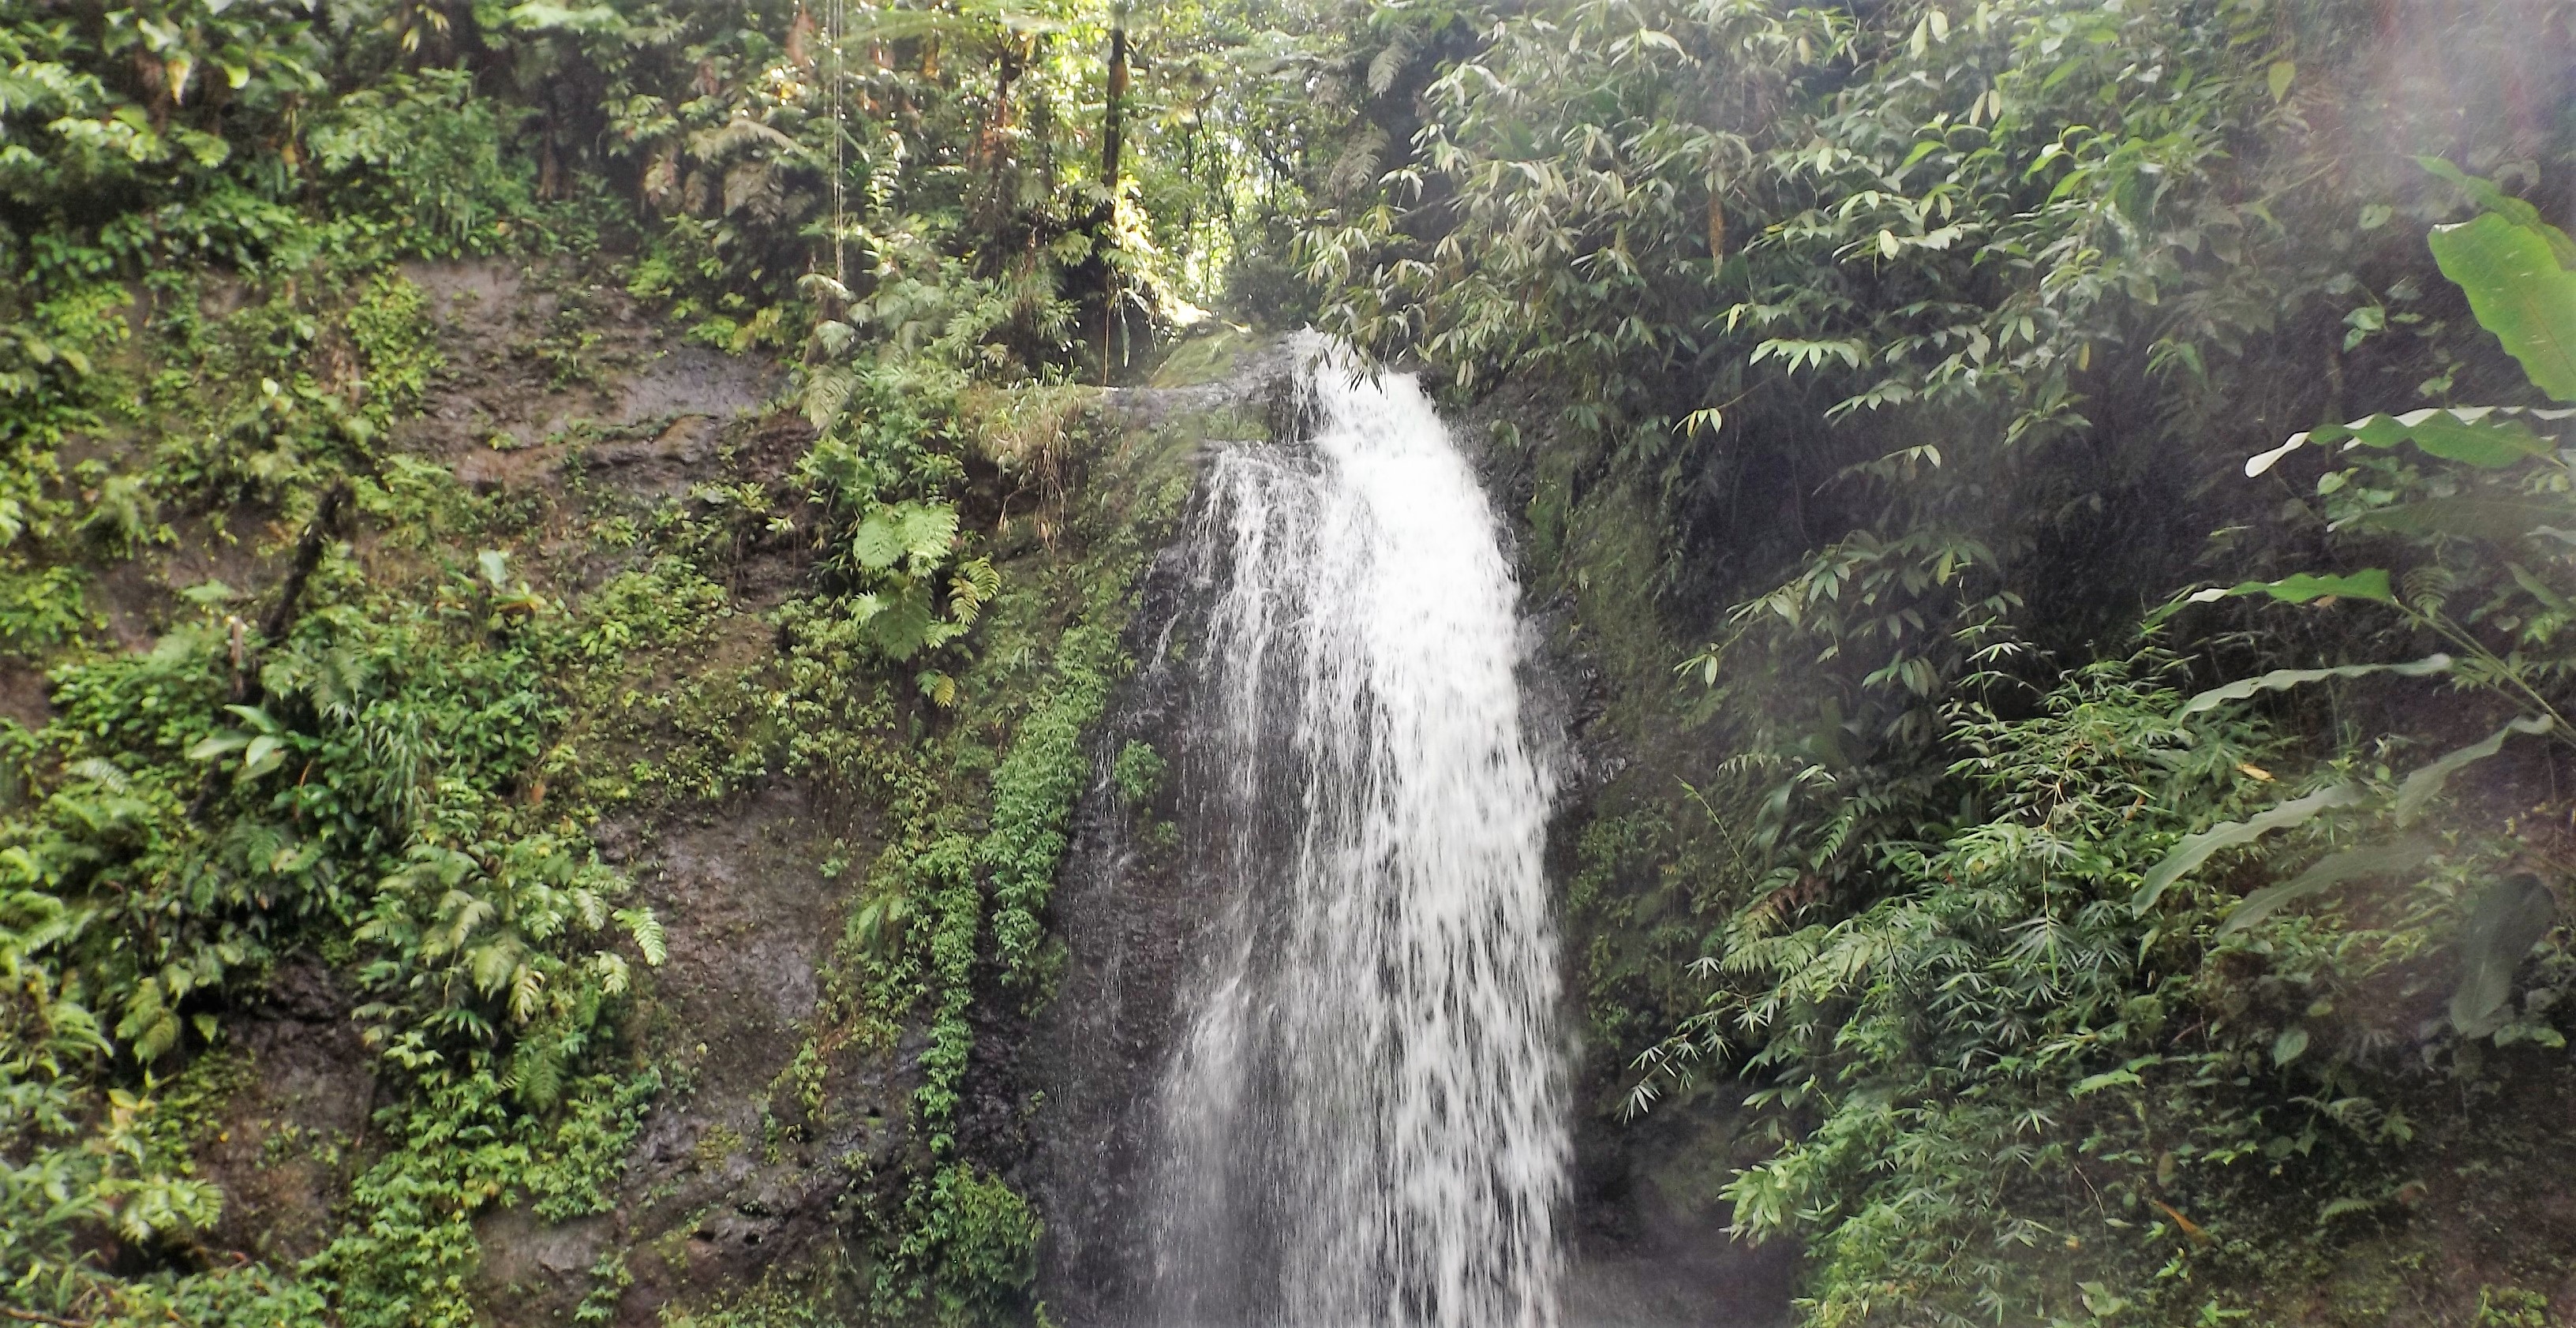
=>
[1144,334,1568,1328]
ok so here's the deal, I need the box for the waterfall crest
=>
[1141,335,1569,1328]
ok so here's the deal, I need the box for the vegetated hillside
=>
[0,226,1219,1328]
[0,0,1255,1317]
[8,0,2576,1326]
[1311,0,2576,1322]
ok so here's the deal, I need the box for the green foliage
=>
[0,561,88,657]
[2476,1285,2554,1328]
[315,1068,661,1328]
[1312,0,2544,770]
[982,617,1120,988]
[307,70,539,256]
[2139,170,2576,1057]
[1701,663,2271,1324]
[1305,0,2576,1319]
[0,548,675,1319]
[0,0,1287,1319]
[21,0,2570,1322]
[0,0,327,215]
[1664,660,2551,1327]
[2198,167,2576,743]
[2429,213,2576,403]
[345,275,445,410]
[0,242,699,1322]
[888,1163,1043,1327]
[1,1042,226,1315]
[1110,739,1163,805]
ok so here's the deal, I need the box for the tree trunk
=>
[1101,24,1128,202]
[1080,22,1132,380]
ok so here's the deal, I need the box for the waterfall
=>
[1140,335,1570,1328]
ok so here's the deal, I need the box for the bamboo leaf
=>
[2177,654,2451,716]
[2221,837,2442,935]
[2451,873,2559,1036]
[2133,784,2368,912]
[2334,497,2575,540]
[2186,570,2395,607]
[2070,1067,2141,1096]
[2394,715,2552,826]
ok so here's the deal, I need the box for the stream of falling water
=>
[1142,336,1568,1328]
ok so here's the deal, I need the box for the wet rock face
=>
[477,781,917,1326]
[1020,335,1302,1326]
[395,260,777,467]
[590,784,864,1319]
[200,959,376,1267]
[1021,499,1219,1326]
[185,257,887,1326]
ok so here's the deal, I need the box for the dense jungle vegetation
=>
[2,0,2574,1322]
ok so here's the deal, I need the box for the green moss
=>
[659,1276,848,1328]
[983,615,1122,989]
[1148,324,1262,388]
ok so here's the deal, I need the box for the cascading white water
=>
[1143,335,1569,1328]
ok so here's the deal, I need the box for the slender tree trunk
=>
[971,38,1024,238]
[1084,21,1131,380]
[1101,24,1128,201]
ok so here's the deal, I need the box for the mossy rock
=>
[1148,324,1264,389]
